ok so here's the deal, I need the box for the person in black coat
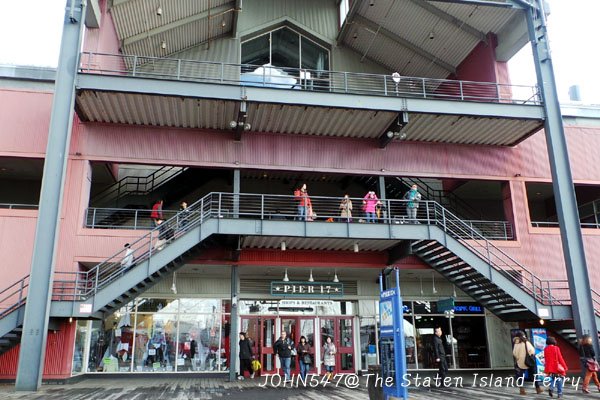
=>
[274,331,294,381]
[579,334,600,393]
[238,332,254,380]
[433,327,448,386]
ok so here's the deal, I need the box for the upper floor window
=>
[241,27,330,72]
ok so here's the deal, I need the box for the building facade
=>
[0,0,598,383]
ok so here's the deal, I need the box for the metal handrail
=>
[0,193,579,315]
[79,52,542,105]
[531,221,600,229]
[0,275,29,318]
[92,166,187,206]
[0,203,38,210]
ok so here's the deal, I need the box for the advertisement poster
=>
[530,328,547,375]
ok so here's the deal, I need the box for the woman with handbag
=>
[297,336,311,381]
[512,332,541,395]
[579,334,600,393]
[322,336,336,381]
[544,336,568,398]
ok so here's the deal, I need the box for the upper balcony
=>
[75,52,544,147]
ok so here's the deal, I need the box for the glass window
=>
[403,316,417,369]
[136,298,178,314]
[241,33,270,67]
[301,37,329,71]
[414,316,453,369]
[271,28,300,71]
[71,320,88,375]
[133,313,177,372]
[359,317,377,370]
[452,316,489,368]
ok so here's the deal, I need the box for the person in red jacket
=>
[294,184,311,221]
[544,336,567,398]
[151,199,164,227]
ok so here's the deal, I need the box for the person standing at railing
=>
[178,201,190,231]
[403,184,422,224]
[339,194,353,222]
[294,184,311,221]
[151,199,164,227]
[120,243,134,270]
[362,191,381,223]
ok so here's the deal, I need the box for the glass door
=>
[280,317,298,375]
[337,317,354,373]
[261,318,276,374]
[297,317,316,375]
[241,317,261,374]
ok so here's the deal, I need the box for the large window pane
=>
[177,314,217,371]
[72,320,88,375]
[301,37,329,71]
[241,34,270,67]
[133,313,177,371]
[403,316,417,369]
[452,316,489,368]
[359,317,377,370]
[414,316,452,369]
[271,28,300,70]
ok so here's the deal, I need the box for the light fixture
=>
[452,284,457,298]
[171,271,177,294]
[308,269,314,282]
[539,319,545,325]
[420,276,423,295]
[156,6,163,16]
[353,242,359,253]
[370,0,374,6]
[333,270,339,283]
[392,72,401,83]
[161,40,167,49]
[281,241,286,251]
[69,317,73,323]
[432,271,437,294]
[428,30,435,40]
[229,120,237,129]
[283,268,289,282]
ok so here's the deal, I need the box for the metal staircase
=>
[0,193,596,356]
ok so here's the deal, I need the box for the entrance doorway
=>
[240,315,355,376]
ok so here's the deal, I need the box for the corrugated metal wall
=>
[0,320,76,379]
[237,0,338,41]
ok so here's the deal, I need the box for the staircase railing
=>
[0,193,580,317]
[398,177,482,220]
[0,275,29,319]
[92,166,188,206]
[86,208,180,230]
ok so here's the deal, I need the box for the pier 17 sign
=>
[270,281,344,297]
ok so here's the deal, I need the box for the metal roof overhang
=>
[75,73,544,146]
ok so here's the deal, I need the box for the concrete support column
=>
[15,0,86,391]
[228,265,240,381]
[233,169,240,218]
[527,1,599,354]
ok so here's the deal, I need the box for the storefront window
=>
[71,320,88,375]
[359,317,377,370]
[452,316,489,368]
[403,316,417,369]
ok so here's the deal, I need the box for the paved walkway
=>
[0,374,592,399]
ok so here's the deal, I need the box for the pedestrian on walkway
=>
[579,334,600,393]
[294,184,311,221]
[238,332,254,380]
[120,243,134,269]
[297,336,311,381]
[512,331,541,395]
[403,184,421,223]
[544,336,567,398]
[154,219,169,251]
[178,201,190,231]
[274,331,294,382]
[362,191,380,223]
[339,194,353,222]
[433,326,448,387]
[322,336,336,381]
[151,199,164,227]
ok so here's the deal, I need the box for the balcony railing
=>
[85,196,513,240]
[0,203,38,210]
[79,52,542,105]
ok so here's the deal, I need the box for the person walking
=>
[151,199,164,227]
[322,336,336,381]
[238,332,254,380]
[178,201,190,231]
[579,334,600,393]
[544,336,567,398]
[297,336,311,381]
[512,331,541,395]
[339,194,353,222]
[120,243,134,270]
[294,184,311,221]
[433,327,448,386]
[403,184,422,223]
[362,191,380,223]
[274,331,294,381]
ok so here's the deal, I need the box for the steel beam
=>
[425,0,516,8]
[353,14,456,74]
[15,0,86,391]
[228,265,239,382]
[408,0,487,44]
[336,0,363,45]
[525,0,599,355]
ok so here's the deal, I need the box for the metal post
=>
[132,55,137,76]
[344,72,348,93]
[459,81,464,100]
[229,265,239,381]
[233,169,240,218]
[15,0,86,391]
[177,59,181,80]
[526,1,599,354]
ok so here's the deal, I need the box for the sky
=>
[0,0,598,104]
